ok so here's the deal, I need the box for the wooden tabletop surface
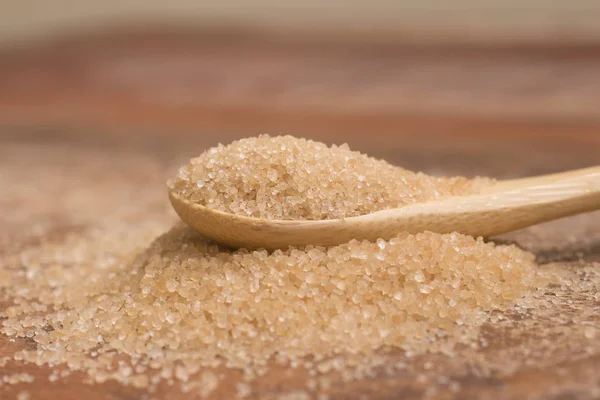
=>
[0,29,599,400]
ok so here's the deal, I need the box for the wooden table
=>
[0,29,599,400]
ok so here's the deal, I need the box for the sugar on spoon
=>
[169,166,600,249]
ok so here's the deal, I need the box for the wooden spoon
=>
[169,166,600,249]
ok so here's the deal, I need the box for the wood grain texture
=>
[2,29,600,134]
[0,29,600,400]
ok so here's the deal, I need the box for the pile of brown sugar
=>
[1,136,543,398]
[1,224,539,393]
[169,135,493,220]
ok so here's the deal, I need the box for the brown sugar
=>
[168,135,493,220]
[1,222,538,392]
[0,137,554,398]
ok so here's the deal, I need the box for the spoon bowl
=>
[169,166,600,249]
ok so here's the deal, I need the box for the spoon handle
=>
[422,165,600,237]
[482,166,600,194]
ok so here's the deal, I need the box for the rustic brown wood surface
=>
[0,30,599,400]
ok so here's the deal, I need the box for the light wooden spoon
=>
[169,166,600,249]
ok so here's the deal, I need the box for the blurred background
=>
[3,1,600,45]
[1,5,600,400]
[0,1,599,157]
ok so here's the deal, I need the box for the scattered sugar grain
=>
[17,391,31,400]
[583,326,597,339]
[236,382,252,398]
[1,373,35,385]
[449,381,461,392]
[48,372,59,383]
[199,371,219,398]
[279,391,311,400]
